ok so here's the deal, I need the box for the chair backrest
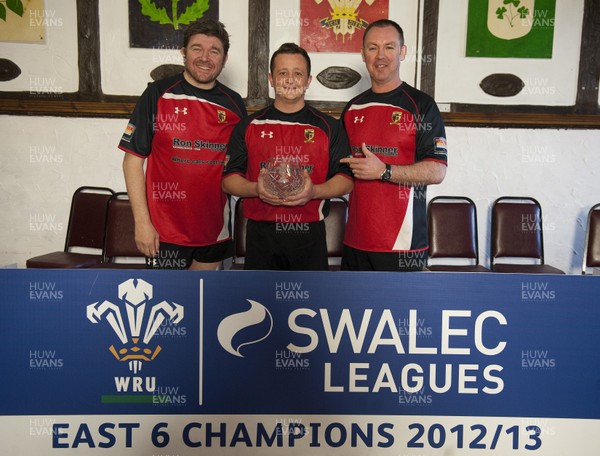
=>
[103,193,143,262]
[428,196,478,261]
[325,197,348,258]
[583,203,600,274]
[232,197,347,267]
[64,186,114,251]
[491,196,544,265]
[233,198,247,264]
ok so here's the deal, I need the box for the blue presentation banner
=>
[1,269,599,454]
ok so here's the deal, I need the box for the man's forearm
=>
[222,174,259,198]
[123,154,152,225]
[388,160,446,186]
[313,174,354,200]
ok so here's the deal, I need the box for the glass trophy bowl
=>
[263,156,305,198]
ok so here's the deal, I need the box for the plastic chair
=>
[325,197,348,271]
[490,196,564,274]
[582,203,600,274]
[26,186,115,268]
[92,193,146,269]
[427,196,490,272]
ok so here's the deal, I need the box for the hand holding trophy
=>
[263,156,306,198]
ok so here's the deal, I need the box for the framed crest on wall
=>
[0,0,597,128]
[268,0,418,104]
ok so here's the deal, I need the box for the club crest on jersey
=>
[390,111,402,125]
[217,110,227,124]
[304,129,315,143]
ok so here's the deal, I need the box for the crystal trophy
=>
[263,156,305,198]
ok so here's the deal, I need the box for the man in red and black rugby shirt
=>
[120,19,247,270]
[340,19,448,272]
[222,43,353,271]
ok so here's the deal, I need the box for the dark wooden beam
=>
[575,0,600,114]
[1,98,598,129]
[77,0,102,100]
[420,0,439,97]
[442,111,600,129]
[0,98,137,118]
[246,0,270,109]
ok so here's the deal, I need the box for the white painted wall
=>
[0,115,598,273]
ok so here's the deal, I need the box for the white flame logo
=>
[217,299,273,357]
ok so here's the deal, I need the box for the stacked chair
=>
[582,203,600,274]
[490,196,564,274]
[28,188,580,274]
[26,186,114,268]
[324,197,348,271]
[90,192,146,269]
[427,196,490,272]
[230,198,247,270]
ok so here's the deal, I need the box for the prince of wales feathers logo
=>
[316,0,373,43]
[87,279,184,374]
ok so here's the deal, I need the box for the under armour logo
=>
[260,131,273,138]
[354,116,364,123]
[175,107,188,115]
[146,257,158,267]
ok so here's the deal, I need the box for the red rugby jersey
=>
[119,74,246,246]
[224,104,352,223]
[342,82,448,252]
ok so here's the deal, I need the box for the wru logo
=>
[217,300,273,357]
[87,279,184,374]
